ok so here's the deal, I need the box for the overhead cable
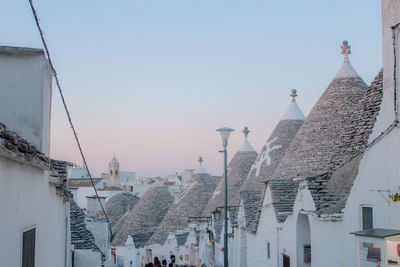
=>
[28,0,113,237]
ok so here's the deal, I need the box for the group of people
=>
[144,257,168,267]
[144,256,193,267]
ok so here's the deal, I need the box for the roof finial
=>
[341,40,351,63]
[242,126,249,139]
[290,89,297,102]
[198,156,203,164]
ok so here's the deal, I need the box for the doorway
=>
[296,213,311,267]
[283,254,290,267]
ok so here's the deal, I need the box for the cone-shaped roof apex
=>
[334,40,360,79]
[280,89,306,121]
[238,127,256,152]
[272,40,367,180]
[195,156,208,174]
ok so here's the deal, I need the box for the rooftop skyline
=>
[1,0,382,176]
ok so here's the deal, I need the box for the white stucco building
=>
[0,46,70,267]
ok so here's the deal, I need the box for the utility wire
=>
[28,0,113,237]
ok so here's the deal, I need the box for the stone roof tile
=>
[0,122,50,169]
[148,173,219,245]
[70,200,101,250]
[311,69,383,215]
[104,192,140,227]
[272,74,367,180]
[111,184,174,247]
[239,94,304,232]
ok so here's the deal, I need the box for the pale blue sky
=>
[1,0,382,176]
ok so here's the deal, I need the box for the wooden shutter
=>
[22,228,35,267]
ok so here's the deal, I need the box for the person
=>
[162,259,167,267]
[154,257,162,267]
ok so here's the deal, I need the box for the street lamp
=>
[216,127,234,267]
[213,209,222,221]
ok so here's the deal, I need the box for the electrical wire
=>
[27,0,113,237]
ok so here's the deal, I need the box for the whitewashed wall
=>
[0,48,52,155]
[371,0,400,137]
[73,187,109,211]
[0,158,67,267]
[340,1,400,266]
[74,249,102,267]
[86,219,110,261]
[0,47,68,267]
[341,132,400,266]
[278,182,314,267]
[245,185,279,267]
[116,237,142,267]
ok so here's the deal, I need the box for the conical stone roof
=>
[202,127,257,239]
[308,69,384,216]
[104,192,140,227]
[272,41,368,180]
[240,90,305,232]
[70,200,102,251]
[147,165,219,245]
[111,183,174,247]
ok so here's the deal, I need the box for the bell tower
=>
[108,154,120,186]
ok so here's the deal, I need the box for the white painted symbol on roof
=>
[252,137,282,177]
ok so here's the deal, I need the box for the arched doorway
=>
[296,213,311,267]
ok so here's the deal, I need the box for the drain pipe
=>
[392,23,400,122]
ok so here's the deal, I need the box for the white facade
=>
[237,185,279,267]
[86,218,110,261]
[72,186,109,212]
[0,47,69,267]
[0,158,69,267]
[73,249,103,267]
[70,166,90,179]
[116,236,146,267]
[0,46,52,155]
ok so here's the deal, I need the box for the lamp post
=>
[216,127,234,267]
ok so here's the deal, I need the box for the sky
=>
[1,0,382,177]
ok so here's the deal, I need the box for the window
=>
[22,228,35,267]
[362,206,373,230]
[267,242,270,259]
[304,245,311,262]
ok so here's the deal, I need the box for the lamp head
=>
[216,127,234,148]
[213,209,222,221]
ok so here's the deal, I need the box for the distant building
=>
[69,155,149,213]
